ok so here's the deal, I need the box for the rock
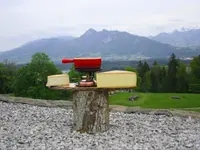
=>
[125,109,150,115]
[186,143,193,148]
[128,95,139,101]
[153,110,173,117]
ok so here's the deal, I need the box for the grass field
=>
[109,92,200,109]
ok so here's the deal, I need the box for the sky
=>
[0,0,200,51]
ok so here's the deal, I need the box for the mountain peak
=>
[84,28,97,35]
[80,28,97,38]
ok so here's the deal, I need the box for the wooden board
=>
[49,83,136,91]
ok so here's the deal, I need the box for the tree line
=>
[130,53,200,93]
[0,52,199,100]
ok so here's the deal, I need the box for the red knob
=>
[62,58,74,64]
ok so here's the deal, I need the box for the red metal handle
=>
[62,58,74,64]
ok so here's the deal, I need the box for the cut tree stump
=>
[72,90,109,134]
[50,85,134,134]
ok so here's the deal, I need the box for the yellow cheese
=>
[96,70,137,88]
[46,74,69,87]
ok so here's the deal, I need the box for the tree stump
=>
[72,89,109,134]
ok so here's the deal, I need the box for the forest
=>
[0,52,200,100]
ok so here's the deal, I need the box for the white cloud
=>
[0,0,200,51]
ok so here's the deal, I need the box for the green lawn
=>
[109,92,200,109]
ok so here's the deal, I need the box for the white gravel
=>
[0,101,200,150]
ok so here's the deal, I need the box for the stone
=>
[186,143,193,148]
[153,110,173,117]
[128,95,139,101]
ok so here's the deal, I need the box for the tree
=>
[176,62,189,92]
[160,66,167,82]
[29,53,61,85]
[142,61,150,74]
[152,61,158,66]
[190,55,200,80]
[167,53,179,92]
[13,65,30,96]
[136,60,143,78]
[150,63,161,92]
[0,63,7,93]
[14,52,71,99]
[143,71,151,92]
[137,61,150,80]
[0,60,17,94]
[160,66,168,92]
[140,61,150,92]
[189,55,200,93]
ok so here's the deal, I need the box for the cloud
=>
[0,0,200,51]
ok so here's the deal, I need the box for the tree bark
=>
[72,90,109,134]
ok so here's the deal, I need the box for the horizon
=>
[1,0,200,51]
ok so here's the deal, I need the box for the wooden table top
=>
[49,83,135,91]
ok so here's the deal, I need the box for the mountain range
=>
[0,28,200,64]
[150,28,200,48]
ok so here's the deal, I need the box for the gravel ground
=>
[0,102,200,150]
